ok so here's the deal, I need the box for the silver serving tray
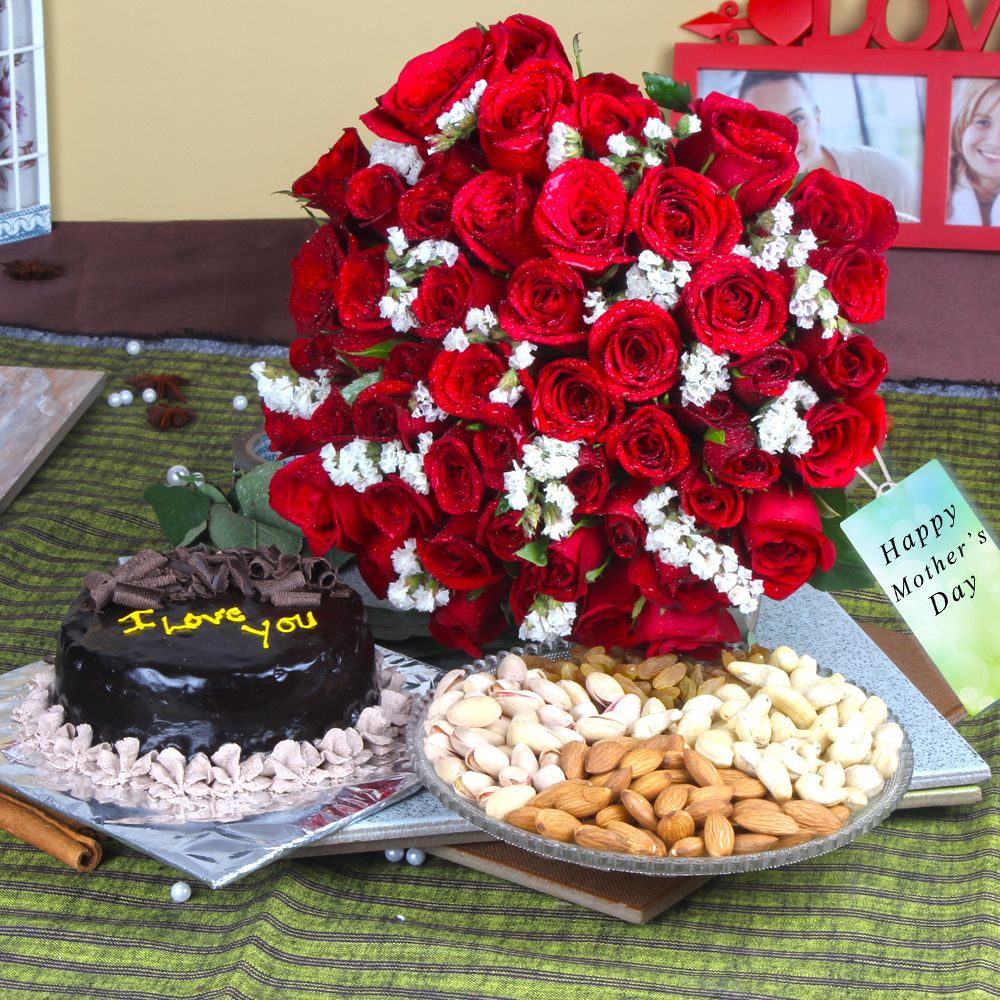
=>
[0,647,437,888]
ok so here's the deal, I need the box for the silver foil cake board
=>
[303,585,989,857]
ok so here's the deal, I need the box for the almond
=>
[606,821,668,857]
[703,812,735,858]
[663,768,693,784]
[732,833,780,855]
[653,784,690,817]
[628,770,673,801]
[554,783,614,818]
[504,806,541,832]
[773,830,816,849]
[589,766,632,799]
[559,741,587,780]
[534,808,582,843]
[595,804,629,828]
[619,746,664,777]
[644,733,685,753]
[657,810,696,846]
[573,825,629,853]
[530,778,587,810]
[782,800,842,836]
[662,750,688,769]
[731,800,799,836]
[669,835,706,857]
[687,784,734,806]
[683,748,722,787]
[584,739,627,774]
[830,804,852,823]
[728,777,768,800]
[686,799,734,825]
[620,789,659,831]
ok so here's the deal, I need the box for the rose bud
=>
[796,329,888,401]
[398,180,454,241]
[424,430,486,515]
[574,72,661,156]
[429,580,509,658]
[606,406,691,484]
[498,258,587,350]
[730,345,806,408]
[795,396,887,489]
[810,245,889,324]
[291,127,369,219]
[289,223,355,335]
[532,359,621,442]
[452,170,543,271]
[573,561,643,650]
[678,463,745,530]
[361,476,440,543]
[501,13,571,70]
[600,479,649,559]
[345,164,404,233]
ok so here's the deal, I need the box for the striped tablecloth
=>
[1,330,997,999]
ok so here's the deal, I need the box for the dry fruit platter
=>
[409,642,912,874]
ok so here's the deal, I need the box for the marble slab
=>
[0,366,105,514]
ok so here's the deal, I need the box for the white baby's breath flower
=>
[386,227,409,257]
[518,598,577,642]
[643,116,672,141]
[369,140,425,186]
[679,343,731,408]
[643,151,663,167]
[465,305,497,334]
[251,362,333,420]
[442,327,470,352]
[509,341,536,371]
[583,289,609,325]
[503,465,531,511]
[607,132,632,158]
[411,380,448,422]
[546,121,583,171]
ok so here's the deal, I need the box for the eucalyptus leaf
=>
[207,504,258,550]
[642,72,692,112]
[342,371,383,406]
[197,482,229,506]
[143,483,212,547]
[515,538,549,567]
[254,521,303,555]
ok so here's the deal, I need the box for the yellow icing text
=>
[117,604,317,650]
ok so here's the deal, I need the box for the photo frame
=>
[673,43,1000,251]
[0,0,50,245]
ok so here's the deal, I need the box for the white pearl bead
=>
[232,394,248,411]
[405,848,426,867]
[384,848,404,863]
[190,472,205,488]
[170,881,191,902]
[118,389,134,405]
[142,388,157,404]
[126,340,143,356]
[107,392,122,408]
[166,464,189,487]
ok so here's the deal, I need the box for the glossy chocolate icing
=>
[54,584,378,756]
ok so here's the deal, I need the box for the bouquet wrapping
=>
[254,14,894,658]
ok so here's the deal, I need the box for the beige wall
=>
[45,0,924,220]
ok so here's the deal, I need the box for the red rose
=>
[674,92,799,217]
[540,526,609,601]
[509,563,546,623]
[288,334,352,381]
[425,432,485,515]
[588,300,681,401]
[451,170,542,271]
[361,476,439,542]
[427,344,508,419]
[531,359,620,442]
[417,514,504,590]
[573,561,642,649]
[679,464,745,530]
[797,329,888,401]
[429,580,509,658]
[263,389,354,458]
[627,165,741,262]
[795,397,886,489]
[353,379,435,448]
[607,406,690,484]
[361,25,509,147]
[418,142,485,192]
[565,445,610,514]
[740,483,836,599]
[601,480,648,559]
[345,164,404,232]
[790,168,898,253]
[334,247,390,332]
[498,258,586,349]
[574,73,662,157]
[268,453,372,556]
[384,342,440,386]
[399,180,454,241]
[478,58,576,182]
[472,423,524,491]
[289,223,353,335]
[811,245,888,325]
[681,255,788,359]
[477,499,531,562]
[634,600,740,658]
[356,534,398,600]
[412,256,504,339]
[703,423,780,491]
[291,128,369,219]
[627,555,720,615]
[676,391,746,433]
[325,328,394,374]
[502,14,571,70]
[533,159,631,273]
[730,345,805,408]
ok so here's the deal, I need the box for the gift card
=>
[842,459,1000,715]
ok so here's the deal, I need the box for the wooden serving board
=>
[0,366,105,514]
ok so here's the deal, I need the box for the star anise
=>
[2,258,64,280]
[146,403,196,430]
[127,373,190,402]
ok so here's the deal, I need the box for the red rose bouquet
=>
[254,15,894,658]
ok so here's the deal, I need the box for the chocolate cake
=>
[53,547,378,756]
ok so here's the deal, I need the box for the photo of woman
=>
[947,78,1000,227]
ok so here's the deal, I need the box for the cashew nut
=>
[795,772,848,806]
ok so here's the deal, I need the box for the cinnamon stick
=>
[0,786,103,872]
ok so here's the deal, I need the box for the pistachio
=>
[496,653,528,684]
[506,720,564,755]
[466,743,509,777]
[525,675,573,710]
[575,716,628,743]
[585,672,626,707]
[510,743,539,775]
[482,783,536,819]
[446,695,502,729]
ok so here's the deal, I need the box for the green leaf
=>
[207,504,258,550]
[585,554,613,585]
[341,370,382,406]
[343,339,403,360]
[143,483,212,547]
[254,520,303,555]
[572,32,584,78]
[196,482,230,506]
[642,72,692,113]
[235,462,304,533]
[704,428,726,445]
[515,538,550,567]
[813,488,850,519]
[810,511,877,592]
[323,548,356,571]
[631,596,646,621]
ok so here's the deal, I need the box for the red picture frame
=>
[673,43,1000,251]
